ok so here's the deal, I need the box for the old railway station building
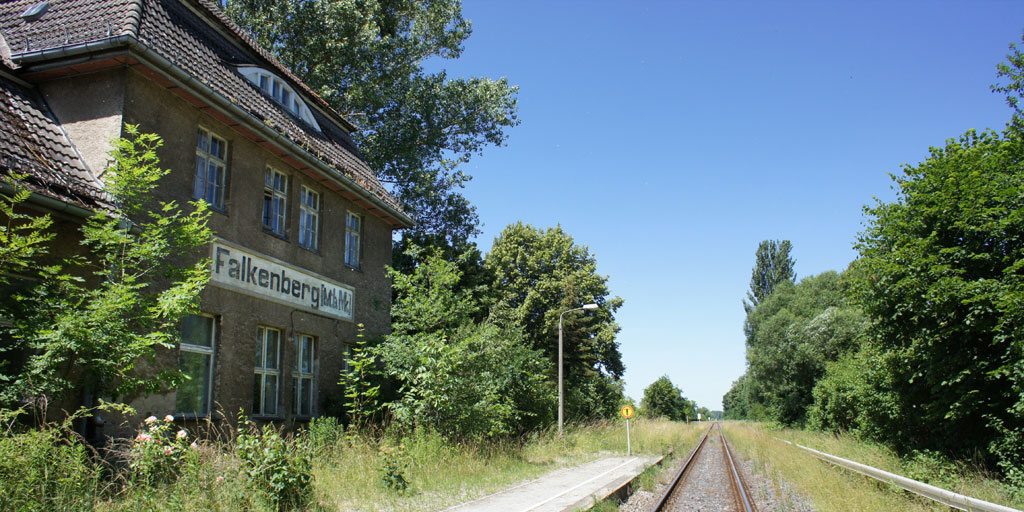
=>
[0,0,412,426]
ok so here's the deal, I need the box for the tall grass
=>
[317,418,703,511]
[722,421,1024,512]
[1,414,703,512]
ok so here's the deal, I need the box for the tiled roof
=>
[0,69,109,209]
[0,0,404,215]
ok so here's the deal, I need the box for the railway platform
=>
[445,454,662,512]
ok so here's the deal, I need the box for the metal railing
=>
[777,439,1022,512]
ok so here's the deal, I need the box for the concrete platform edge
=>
[564,451,671,512]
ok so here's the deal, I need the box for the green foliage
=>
[743,271,868,426]
[484,222,625,421]
[0,125,213,407]
[743,239,796,313]
[851,125,1024,469]
[377,442,410,492]
[128,414,201,487]
[722,373,753,420]
[0,414,101,511]
[806,347,901,442]
[377,246,553,440]
[993,32,1024,126]
[338,323,381,434]
[306,415,345,457]
[0,171,55,284]
[641,375,695,421]
[236,418,314,511]
[225,0,519,245]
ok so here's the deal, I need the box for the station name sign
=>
[210,241,354,321]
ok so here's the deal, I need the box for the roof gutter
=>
[14,36,414,229]
[0,181,96,219]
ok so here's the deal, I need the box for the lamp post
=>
[558,303,598,436]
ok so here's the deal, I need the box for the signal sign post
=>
[620,405,635,455]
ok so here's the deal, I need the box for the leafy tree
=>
[807,345,902,442]
[484,222,625,420]
[375,246,551,439]
[337,324,381,433]
[0,172,55,284]
[225,0,519,246]
[744,271,867,426]
[0,125,213,408]
[851,126,1024,473]
[722,373,751,420]
[641,375,695,421]
[743,239,796,313]
[993,31,1024,126]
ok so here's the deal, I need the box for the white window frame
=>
[237,67,322,131]
[262,167,287,236]
[299,186,320,251]
[293,334,316,418]
[254,326,281,417]
[177,314,215,417]
[194,128,227,210]
[345,211,361,268]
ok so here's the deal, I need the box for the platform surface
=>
[445,455,660,512]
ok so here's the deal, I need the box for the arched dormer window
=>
[238,66,321,132]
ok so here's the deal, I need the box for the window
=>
[194,128,227,209]
[345,212,361,268]
[177,315,215,416]
[254,326,280,416]
[299,187,319,250]
[293,334,316,417]
[262,168,287,236]
[237,67,322,131]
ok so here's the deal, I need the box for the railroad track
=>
[651,422,757,512]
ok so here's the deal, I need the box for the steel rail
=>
[651,424,713,511]
[718,423,757,512]
[652,423,757,512]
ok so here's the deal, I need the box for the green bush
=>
[128,414,200,487]
[807,347,901,443]
[306,416,345,457]
[377,321,553,440]
[236,419,313,511]
[0,423,101,511]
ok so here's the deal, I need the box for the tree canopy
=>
[851,126,1024,472]
[484,222,625,420]
[641,375,695,421]
[225,0,519,246]
[743,239,795,313]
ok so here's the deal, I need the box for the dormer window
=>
[239,66,321,132]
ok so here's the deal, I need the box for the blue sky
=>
[428,1,1024,409]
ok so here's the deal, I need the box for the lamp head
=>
[582,303,599,310]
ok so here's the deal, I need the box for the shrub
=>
[236,419,313,510]
[0,418,101,511]
[128,414,200,487]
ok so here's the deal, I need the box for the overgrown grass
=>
[722,421,1024,512]
[1,415,703,512]
[316,418,703,511]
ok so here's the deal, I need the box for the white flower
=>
[144,416,158,424]
[176,429,188,439]
[164,414,175,422]
[190,441,199,450]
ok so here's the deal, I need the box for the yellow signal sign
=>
[620,405,635,419]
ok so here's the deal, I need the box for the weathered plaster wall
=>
[39,69,126,176]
